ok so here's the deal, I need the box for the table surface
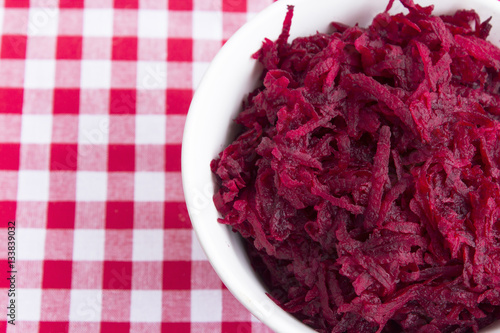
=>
[0,0,276,332]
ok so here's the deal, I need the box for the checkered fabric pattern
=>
[0,0,275,332]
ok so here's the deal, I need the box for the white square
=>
[69,289,102,322]
[136,61,167,90]
[18,228,46,260]
[73,229,105,261]
[130,290,162,322]
[191,290,222,322]
[20,114,53,143]
[17,171,50,201]
[18,289,42,321]
[192,61,210,89]
[134,172,164,202]
[81,60,111,88]
[24,60,56,88]
[83,9,113,37]
[135,115,166,144]
[76,172,107,201]
[78,115,109,145]
[27,7,59,36]
[138,10,168,38]
[193,11,222,40]
[191,231,208,261]
[132,229,163,261]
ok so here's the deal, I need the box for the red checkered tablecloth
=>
[0,0,275,332]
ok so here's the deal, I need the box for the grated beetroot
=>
[210,0,500,332]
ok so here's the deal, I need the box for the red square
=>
[167,38,192,62]
[103,261,132,289]
[109,89,136,114]
[4,0,29,7]
[108,145,135,171]
[106,201,134,229]
[169,0,192,10]
[163,261,191,290]
[42,260,72,289]
[166,89,192,114]
[0,260,10,288]
[101,323,130,332]
[113,0,138,8]
[1,35,27,58]
[112,37,138,60]
[162,323,190,332]
[0,144,19,170]
[222,323,251,332]
[53,89,80,114]
[0,89,23,113]
[39,322,69,333]
[47,202,76,229]
[164,202,190,228]
[165,144,181,172]
[56,36,83,59]
[50,144,78,170]
[223,0,246,12]
[59,0,84,7]
[0,202,16,221]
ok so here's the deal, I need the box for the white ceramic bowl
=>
[182,0,500,332]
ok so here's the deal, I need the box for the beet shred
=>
[210,0,500,332]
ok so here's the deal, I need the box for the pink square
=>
[191,261,222,289]
[44,229,74,260]
[58,9,84,35]
[193,40,221,62]
[111,61,137,88]
[40,289,71,320]
[165,172,184,201]
[104,230,133,260]
[223,12,247,40]
[136,145,165,172]
[166,115,185,143]
[136,90,165,114]
[138,38,166,61]
[107,172,134,201]
[132,261,162,289]
[82,37,111,60]
[71,261,103,289]
[247,0,273,12]
[79,89,109,114]
[16,201,47,227]
[69,323,100,333]
[49,171,77,201]
[192,323,222,332]
[75,202,105,229]
[193,0,221,11]
[55,60,81,87]
[19,144,50,170]
[168,11,192,38]
[0,171,17,200]
[26,36,56,59]
[22,89,53,114]
[131,323,162,333]
[162,290,190,322]
[139,0,166,9]
[167,62,192,89]
[133,202,163,228]
[163,229,191,261]
[52,115,79,143]
[2,9,29,34]
[0,115,21,142]
[0,60,24,87]
[84,0,113,8]
[77,144,107,171]
[8,322,38,333]
[101,290,131,321]
[222,289,252,322]
[17,260,43,288]
[109,115,135,144]
[114,9,138,36]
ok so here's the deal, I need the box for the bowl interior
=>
[182,0,500,332]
